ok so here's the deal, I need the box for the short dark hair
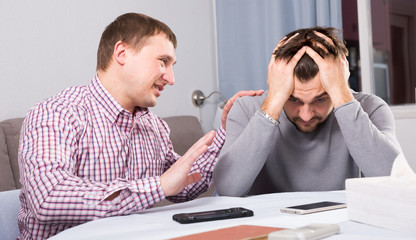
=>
[274,27,348,82]
[97,13,177,71]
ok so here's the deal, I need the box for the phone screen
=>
[289,201,344,210]
[181,210,223,218]
[280,201,346,215]
[173,207,253,224]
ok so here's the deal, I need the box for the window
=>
[342,0,416,107]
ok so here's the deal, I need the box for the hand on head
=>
[305,30,353,107]
[262,27,353,117]
[305,45,352,108]
[261,35,307,120]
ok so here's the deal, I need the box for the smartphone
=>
[280,201,346,215]
[268,223,340,240]
[172,207,254,224]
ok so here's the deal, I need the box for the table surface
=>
[50,191,415,240]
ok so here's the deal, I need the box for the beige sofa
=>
[0,118,24,191]
[0,116,207,192]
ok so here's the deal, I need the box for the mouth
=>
[153,83,165,96]
[299,120,315,125]
[293,117,320,127]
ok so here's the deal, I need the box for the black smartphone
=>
[172,207,254,224]
[280,201,346,215]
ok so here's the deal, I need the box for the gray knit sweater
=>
[214,91,402,196]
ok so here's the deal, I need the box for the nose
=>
[298,104,314,122]
[162,67,175,85]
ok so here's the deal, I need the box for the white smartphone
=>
[268,223,340,240]
[280,201,346,215]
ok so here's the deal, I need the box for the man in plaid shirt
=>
[17,13,262,239]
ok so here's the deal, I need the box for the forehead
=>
[137,34,176,58]
[292,75,326,101]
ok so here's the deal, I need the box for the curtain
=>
[216,0,343,98]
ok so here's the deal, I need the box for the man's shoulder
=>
[230,92,266,118]
[29,85,90,116]
[234,92,266,109]
[353,91,388,108]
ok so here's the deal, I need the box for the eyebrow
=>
[314,92,329,99]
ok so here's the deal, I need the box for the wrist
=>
[261,93,286,120]
[258,109,280,126]
[330,89,354,108]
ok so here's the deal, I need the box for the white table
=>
[50,191,415,240]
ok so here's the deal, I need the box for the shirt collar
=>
[89,74,149,123]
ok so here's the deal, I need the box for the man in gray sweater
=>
[213,27,402,197]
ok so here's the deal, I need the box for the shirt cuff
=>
[213,126,226,147]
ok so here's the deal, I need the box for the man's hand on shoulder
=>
[221,90,264,130]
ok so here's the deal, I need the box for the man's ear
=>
[113,41,128,66]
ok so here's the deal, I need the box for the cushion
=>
[163,116,204,156]
[0,118,24,189]
[0,126,16,191]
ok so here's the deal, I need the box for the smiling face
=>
[283,75,334,133]
[121,34,176,111]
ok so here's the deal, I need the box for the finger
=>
[282,32,299,46]
[313,30,334,46]
[181,131,215,162]
[286,46,307,68]
[221,89,265,130]
[222,90,263,114]
[277,32,299,49]
[179,145,209,173]
[232,90,260,99]
[183,131,215,161]
[341,54,348,63]
[305,46,324,65]
[270,33,300,63]
[255,89,265,95]
[278,35,288,43]
[185,172,202,186]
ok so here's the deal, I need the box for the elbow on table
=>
[213,180,247,197]
[213,158,249,197]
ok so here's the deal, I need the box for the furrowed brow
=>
[314,93,329,99]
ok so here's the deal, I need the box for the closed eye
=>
[289,97,302,104]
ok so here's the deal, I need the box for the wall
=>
[395,118,416,171]
[0,0,219,133]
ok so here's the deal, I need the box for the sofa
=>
[0,118,24,191]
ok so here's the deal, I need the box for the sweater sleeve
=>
[334,98,402,176]
[214,97,278,197]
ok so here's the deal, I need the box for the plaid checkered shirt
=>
[17,75,225,239]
